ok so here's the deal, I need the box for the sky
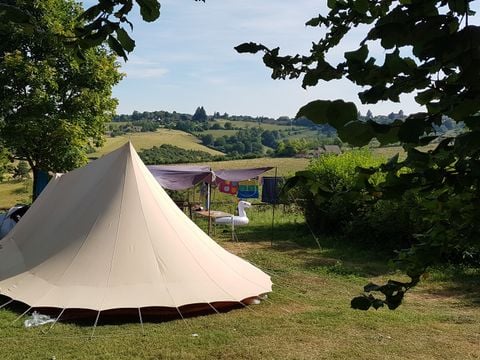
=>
[83,0,477,119]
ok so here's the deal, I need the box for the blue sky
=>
[83,1,477,118]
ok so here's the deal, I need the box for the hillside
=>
[89,129,224,158]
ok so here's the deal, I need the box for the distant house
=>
[314,145,342,156]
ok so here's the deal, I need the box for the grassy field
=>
[214,119,292,131]
[191,157,309,177]
[0,180,32,210]
[0,147,478,359]
[89,129,224,158]
[0,207,478,359]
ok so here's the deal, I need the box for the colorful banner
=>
[218,180,239,195]
[237,180,259,199]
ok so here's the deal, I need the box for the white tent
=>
[0,143,271,319]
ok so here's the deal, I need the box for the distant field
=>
[215,119,291,131]
[192,157,309,177]
[89,129,224,158]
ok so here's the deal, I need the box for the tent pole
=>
[207,303,220,315]
[207,169,212,236]
[271,167,278,247]
[42,308,65,334]
[0,299,13,309]
[11,306,32,324]
[90,311,101,339]
[138,308,145,335]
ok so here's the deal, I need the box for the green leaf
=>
[116,27,135,52]
[337,121,375,147]
[234,42,268,54]
[136,0,161,22]
[351,296,372,310]
[345,45,368,63]
[353,0,369,14]
[327,0,337,10]
[0,4,31,23]
[398,115,429,144]
[364,282,381,292]
[372,299,384,310]
[296,100,357,129]
[108,35,128,61]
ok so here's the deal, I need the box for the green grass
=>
[0,147,478,359]
[0,180,32,210]
[89,129,224,158]
[193,157,309,177]
[0,207,478,359]
[0,206,480,359]
[214,119,291,131]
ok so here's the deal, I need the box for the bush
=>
[297,149,422,253]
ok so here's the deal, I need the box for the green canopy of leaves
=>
[0,0,122,190]
[239,0,480,309]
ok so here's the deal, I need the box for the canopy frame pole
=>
[0,299,13,309]
[271,167,278,247]
[11,306,32,324]
[90,311,101,339]
[138,308,145,335]
[42,308,65,334]
[207,167,212,236]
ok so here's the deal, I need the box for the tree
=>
[0,0,122,199]
[224,122,233,130]
[261,130,278,149]
[13,161,30,181]
[192,106,208,122]
[0,146,11,182]
[236,0,480,310]
[0,1,206,61]
[200,134,214,146]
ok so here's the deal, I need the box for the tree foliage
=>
[0,0,122,197]
[0,0,204,60]
[192,106,208,122]
[237,0,480,309]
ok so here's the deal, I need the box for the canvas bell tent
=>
[0,143,271,321]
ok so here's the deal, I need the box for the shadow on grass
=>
[420,266,480,306]
[234,222,392,278]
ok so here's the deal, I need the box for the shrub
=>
[296,149,422,253]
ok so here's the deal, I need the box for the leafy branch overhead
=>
[239,0,480,309]
[76,0,206,60]
[0,0,204,61]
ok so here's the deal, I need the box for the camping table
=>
[194,210,233,237]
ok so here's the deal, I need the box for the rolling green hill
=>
[89,129,224,158]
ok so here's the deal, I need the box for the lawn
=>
[88,129,224,158]
[0,180,32,210]
[0,206,478,359]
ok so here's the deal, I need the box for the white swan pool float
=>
[215,201,251,226]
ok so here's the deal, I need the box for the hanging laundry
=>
[237,179,259,199]
[261,177,285,204]
[218,180,239,195]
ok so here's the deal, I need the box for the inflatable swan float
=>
[215,201,251,226]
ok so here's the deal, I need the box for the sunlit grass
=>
[89,129,224,158]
